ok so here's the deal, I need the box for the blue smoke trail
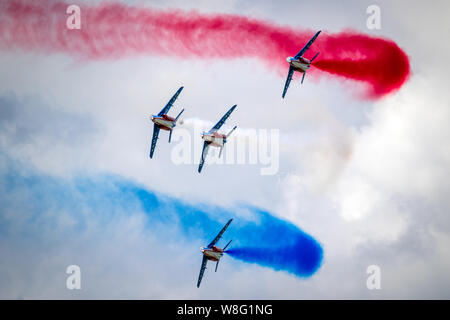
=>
[0,154,323,278]
[225,214,323,277]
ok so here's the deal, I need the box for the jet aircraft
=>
[198,105,237,173]
[149,86,185,158]
[282,30,321,98]
[197,218,233,288]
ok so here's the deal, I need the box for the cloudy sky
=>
[0,0,449,299]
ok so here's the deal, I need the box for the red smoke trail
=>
[0,0,410,99]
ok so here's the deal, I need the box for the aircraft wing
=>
[207,218,233,248]
[210,105,237,132]
[198,141,210,173]
[282,66,294,99]
[149,124,160,158]
[294,30,321,59]
[157,86,184,116]
[197,256,208,288]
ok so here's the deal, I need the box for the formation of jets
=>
[147,31,321,286]
[149,87,238,173]
[149,30,321,170]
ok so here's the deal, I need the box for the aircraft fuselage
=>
[287,56,311,73]
[202,131,227,147]
[201,246,224,262]
[152,114,176,131]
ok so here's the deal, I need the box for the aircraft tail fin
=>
[223,239,232,251]
[226,126,237,140]
[301,72,306,84]
[311,52,319,62]
[175,108,184,122]
[169,108,184,143]
[215,260,219,272]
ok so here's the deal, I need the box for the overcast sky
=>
[1,0,450,299]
